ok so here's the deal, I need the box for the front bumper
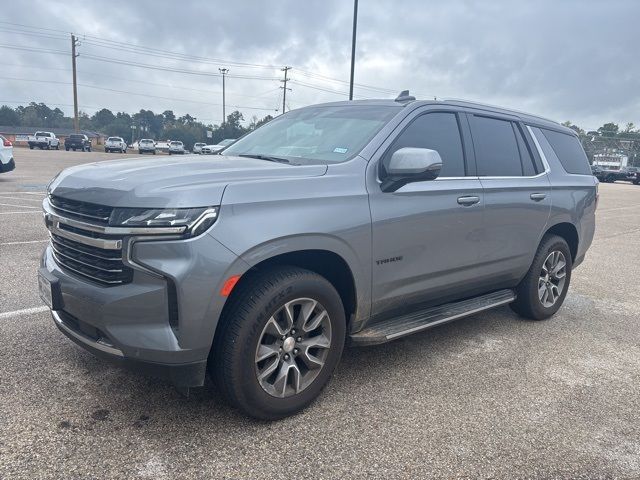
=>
[51,309,207,386]
[41,228,248,387]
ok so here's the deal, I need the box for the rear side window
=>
[540,129,591,175]
[469,115,522,176]
[513,125,537,176]
[383,112,466,177]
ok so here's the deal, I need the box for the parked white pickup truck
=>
[28,131,60,150]
[104,136,127,153]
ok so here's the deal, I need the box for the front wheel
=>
[511,234,572,320]
[211,267,346,420]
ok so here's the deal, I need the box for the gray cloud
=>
[1,0,638,129]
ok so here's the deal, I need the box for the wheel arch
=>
[544,222,579,261]
[221,248,358,329]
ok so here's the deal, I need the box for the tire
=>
[510,234,572,320]
[72,148,76,151]
[65,147,69,151]
[211,266,346,420]
[152,151,156,155]
[55,144,59,150]
[29,145,33,150]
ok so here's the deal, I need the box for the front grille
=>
[49,195,113,225]
[51,233,133,286]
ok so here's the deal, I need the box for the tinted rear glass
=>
[107,137,121,141]
[70,134,83,140]
[541,129,590,175]
[470,115,522,176]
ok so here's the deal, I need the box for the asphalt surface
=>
[1,148,639,479]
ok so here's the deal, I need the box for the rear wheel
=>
[211,267,345,420]
[511,234,572,320]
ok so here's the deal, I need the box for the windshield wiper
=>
[238,153,291,164]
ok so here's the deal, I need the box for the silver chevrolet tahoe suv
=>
[39,93,597,419]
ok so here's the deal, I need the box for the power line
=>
[0,20,420,98]
[0,76,275,111]
[1,63,281,101]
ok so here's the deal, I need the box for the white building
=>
[593,153,628,170]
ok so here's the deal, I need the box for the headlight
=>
[109,206,218,237]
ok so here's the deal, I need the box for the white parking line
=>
[0,202,40,209]
[0,211,42,215]
[0,306,49,319]
[0,240,48,246]
[0,195,44,203]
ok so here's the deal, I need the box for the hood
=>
[49,155,327,208]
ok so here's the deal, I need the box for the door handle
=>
[457,195,480,206]
[530,193,547,201]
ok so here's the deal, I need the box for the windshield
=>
[108,137,121,141]
[219,138,236,146]
[223,105,401,164]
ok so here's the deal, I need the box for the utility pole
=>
[280,66,291,114]
[349,0,358,100]
[219,68,229,124]
[71,34,80,132]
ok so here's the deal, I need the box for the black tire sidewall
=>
[218,269,346,419]
[520,235,572,320]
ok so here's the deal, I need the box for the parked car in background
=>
[28,131,60,150]
[40,95,596,419]
[201,138,236,154]
[64,134,91,152]
[597,166,637,183]
[168,140,185,155]
[0,135,14,173]
[193,142,206,154]
[105,137,127,153]
[623,167,639,184]
[138,139,156,155]
[591,165,606,181]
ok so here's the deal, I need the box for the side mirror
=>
[381,147,443,192]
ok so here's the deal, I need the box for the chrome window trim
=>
[526,125,552,173]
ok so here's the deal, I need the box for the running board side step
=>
[350,289,516,346]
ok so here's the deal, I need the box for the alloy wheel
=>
[538,251,567,308]
[254,298,332,398]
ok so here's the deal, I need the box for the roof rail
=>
[441,98,558,124]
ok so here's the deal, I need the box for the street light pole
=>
[219,68,229,124]
[349,0,358,101]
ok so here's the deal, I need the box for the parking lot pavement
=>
[1,149,639,479]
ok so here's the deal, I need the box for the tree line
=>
[0,102,274,150]
[562,121,639,166]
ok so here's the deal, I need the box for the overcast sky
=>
[1,0,638,129]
